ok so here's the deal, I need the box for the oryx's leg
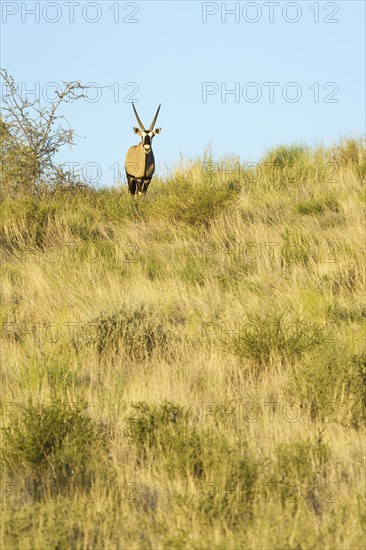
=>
[126,173,136,195]
[136,179,145,195]
[142,179,151,194]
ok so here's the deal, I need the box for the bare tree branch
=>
[0,69,91,192]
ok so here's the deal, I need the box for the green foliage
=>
[256,144,312,189]
[2,400,111,494]
[124,401,259,522]
[124,401,189,461]
[272,434,332,513]
[0,118,38,197]
[275,435,330,484]
[261,144,310,169]
[296,192,340,215]
[124,400,260,529]
[223,309,329,367]
[147,176,239,228]
[1,70,88,193]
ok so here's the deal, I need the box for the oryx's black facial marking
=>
[143,133,152,146]
[140,131,156,153]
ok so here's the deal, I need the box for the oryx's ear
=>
[133,127,140,134]
[154,128,162,135]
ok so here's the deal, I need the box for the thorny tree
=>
[0,69,89,194]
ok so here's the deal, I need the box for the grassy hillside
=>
[0,139,365,549]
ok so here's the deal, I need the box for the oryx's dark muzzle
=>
[143,133,151,152]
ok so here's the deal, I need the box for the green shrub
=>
[296,193,340,215]
[261,144,310,169]
[146,176,239,228]
[0,118,38,198]
[223,309,329,367]
[124,401,258,484]
[1,400,111,496]
[276,436,330,483]
[271,434,331,512]
[124,401,215,480]
[124,401,259,527]
[124,401,189,461]
[257,144,312,189]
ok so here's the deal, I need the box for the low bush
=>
[222,309,330,368]
[1,400,111,497]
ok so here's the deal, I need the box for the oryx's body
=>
[125,103,161,196]
[125,143,155,195]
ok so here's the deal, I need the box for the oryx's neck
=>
[137,142,151,172]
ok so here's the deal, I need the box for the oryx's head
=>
[132,103,161,154]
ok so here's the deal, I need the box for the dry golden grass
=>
[0,139,365,549]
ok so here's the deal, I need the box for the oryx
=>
[125,103,161,195]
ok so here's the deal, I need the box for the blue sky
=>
[1,1,365,186]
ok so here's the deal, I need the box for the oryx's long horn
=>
[132,102,145,131]
[149,104,161,131]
